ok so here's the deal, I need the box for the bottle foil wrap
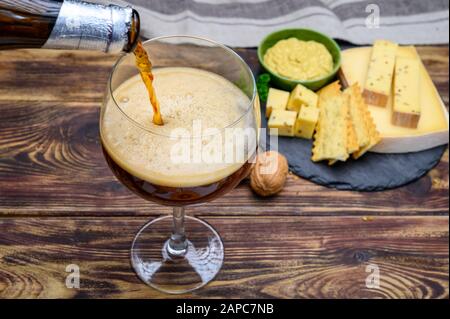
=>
[43,0,133,53]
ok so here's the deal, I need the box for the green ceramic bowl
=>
[258,29,341,91]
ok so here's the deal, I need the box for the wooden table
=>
[0,47,448,299]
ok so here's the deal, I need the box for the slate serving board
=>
[261,114,447,192]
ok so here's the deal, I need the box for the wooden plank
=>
[0,216,447,299]
[0,50,116,102]
[415,46,449,109]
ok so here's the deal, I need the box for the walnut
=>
[249,151,289,197]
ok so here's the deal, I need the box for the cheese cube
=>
[266,88,289,118]
[392,57,421,128]
[268,110,297,137]
[363,40,398,107]
[295,106,320,139]
[287,84,318,112]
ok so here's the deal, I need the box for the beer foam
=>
[101,67,256,187]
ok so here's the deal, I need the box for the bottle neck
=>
[126,8,141,53]
[43,0,140,54]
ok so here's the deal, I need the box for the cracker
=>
[318,81,341,100]
[353,109,380,159]
[329,96,358,166]
[311,112,324,162]
[312,82,380,164]
[352,86,381,159]
[312,82,349,163]
[328,159,338,166]
[344,84,370,151]
[345,94,360,154]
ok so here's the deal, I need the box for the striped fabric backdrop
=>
[114,0,449,46]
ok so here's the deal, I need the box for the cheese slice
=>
[363,40,398,107]
[340,46,449,153]
[392,57,421,128]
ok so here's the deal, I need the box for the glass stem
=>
[167,206,188,257]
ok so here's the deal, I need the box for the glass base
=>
[131,215,224,294]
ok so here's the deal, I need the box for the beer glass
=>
[100,36,258,294]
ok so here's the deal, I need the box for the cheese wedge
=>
[340,46,449,153]
[266,88,289,118]
[363,40,398,107]
[392,57,421,128]
[268,109,297,137]
[287,84,318,112]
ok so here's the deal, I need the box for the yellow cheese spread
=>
[264,38,333,81]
